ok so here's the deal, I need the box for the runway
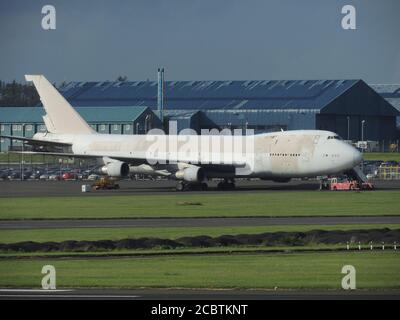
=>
[0,179,399,197]
[1,216,400,230]
[0,288,399,300]
[0,179,320,197]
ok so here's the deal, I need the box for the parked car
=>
[88,174,100,181]
[379,161,398,168]
[62,172,77,180]
[77,173,88,180]
[8,172,21,180]
[0,171,9,180]
[30,171,43,180]
[48,174,62,181]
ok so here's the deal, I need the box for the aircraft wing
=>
[8,151,144,165]
[9,150,248,170]
[3,136,248,168]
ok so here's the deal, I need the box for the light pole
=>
[20,123,25,181]
[136,123,140,134]
[145,115,151,133]
[347,116,350,140]
[361,120,366,142]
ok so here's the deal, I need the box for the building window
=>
[12,124,22,131]
[100,124,106,131]
[125,124,130,130]
[0,125,4,132]
[26,125,33,131]
[113,124,119,130]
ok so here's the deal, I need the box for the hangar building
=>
[1,79,399,152]
[0,106,161,151]
[370,84,400,129]
[58,79,399,140]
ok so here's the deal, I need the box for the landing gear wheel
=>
[176,181,208,191]
[176,181,185,191]
[217,179,235,190]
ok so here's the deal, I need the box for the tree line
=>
[0,80,40,107]
[0,76,128,107]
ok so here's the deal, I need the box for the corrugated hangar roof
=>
[58,79,361,110]
[165,110,201,120]
[0,106,150,123]
[370,84,400,112]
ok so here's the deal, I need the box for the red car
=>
[62,172,77,180]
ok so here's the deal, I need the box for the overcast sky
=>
[0,0,399,83]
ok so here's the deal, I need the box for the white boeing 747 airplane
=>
[1,75,363,190]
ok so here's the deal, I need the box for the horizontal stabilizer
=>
[0,135,71,147]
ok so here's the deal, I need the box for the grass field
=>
[363,153,400,162]
[0,224,399,244]
[1,191,400,219]
[0,251,398,289]
[0,245,371,258]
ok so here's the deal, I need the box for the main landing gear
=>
[175,181,208,191]
[175,178,236,191]
[217,178,236,190]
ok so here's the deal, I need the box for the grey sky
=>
[0,0,399,83]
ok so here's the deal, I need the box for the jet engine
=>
[175,166,205,182]
[100,161,129,177]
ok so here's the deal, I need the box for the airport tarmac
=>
[2,216,400,230]
[0,288,399,300]
[0,179,399,197]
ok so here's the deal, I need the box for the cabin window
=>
[327,135,343,140]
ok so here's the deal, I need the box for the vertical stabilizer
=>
[25,75,94,134]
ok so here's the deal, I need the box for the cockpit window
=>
[327,135,343,140]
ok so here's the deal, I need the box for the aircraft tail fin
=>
[25,75,94,135]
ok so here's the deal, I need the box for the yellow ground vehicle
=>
[92,177,120,190]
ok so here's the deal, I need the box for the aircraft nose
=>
[340,142,362,169]
[352,149,363,166]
